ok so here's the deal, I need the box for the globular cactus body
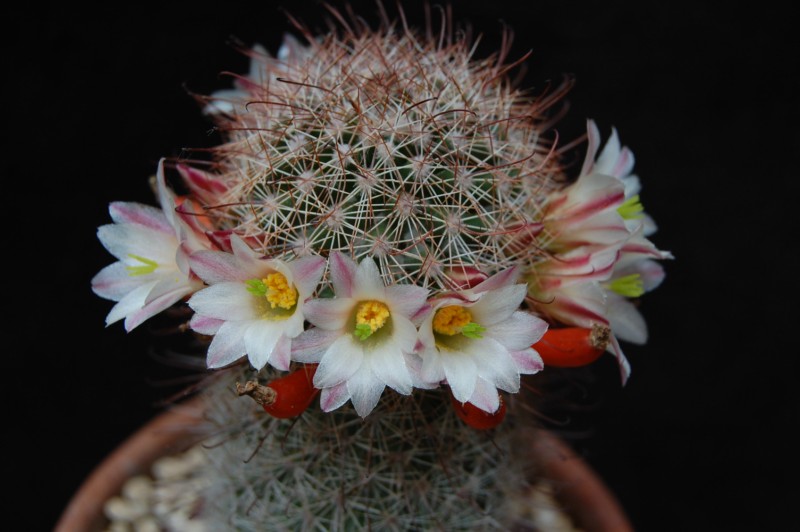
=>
[94,7,669,531]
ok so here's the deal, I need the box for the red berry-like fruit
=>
[262,364,320,419]
[533,325,610,367]
[450,393,507,430]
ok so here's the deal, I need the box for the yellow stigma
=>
[126,254,158,276]
[609,274,645,298]
[354,300,391,340]
[264,273,297,310]
[617,194,645,220]
[433,305,473,336]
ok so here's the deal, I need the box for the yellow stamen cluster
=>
[265,273,297,309]
[355,300,391,337]
[433,305,473,336]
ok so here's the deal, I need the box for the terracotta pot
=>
[55,400,207,532]
[56,400,632,532]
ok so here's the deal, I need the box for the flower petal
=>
[303,297,353,330]
[535,280,609,329]
[392,314,420,353]
[486,311,548,350]
[404,352,438,389]
[124,285,193,332]
[470,284,527,326]
[419,347,446,384]
[188,282,259,321]
[105,281,158,326]
[190,250,254,284]
[439,349,478,403]
[369,342,413,395]
[510,348,544,374]
[97,223,177,264]
[314,335,363,388]
[290,255,326,297]
[468,377,501,414]
[270,334,292,371]
[608,294,648,345]
[385,284,429,318]
[206,321,249,368]
[109,201,172,234]
[319,382,351,412]
[609,335,632,385]
[347,365,385,418]
[243,321,283,370]
[92,262,146,302]
[177,164,228,204]
[329,252,357,297]
[465,337,520,394]
[580,119,602,177]
[471,267,520,294]
[353,256,384,298]
[189,314,224,335]
[292,328,339,363]
[155,159,178,229]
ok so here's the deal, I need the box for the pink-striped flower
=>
[293,253,429,418]
[92,160,206,331]
[417,268,547,414]
[540,167,629,254]
[188,235,325,371]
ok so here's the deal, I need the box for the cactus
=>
[93,5,670,531]
[199,369,544,530]
[197,25,563,294]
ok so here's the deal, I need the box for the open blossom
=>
[418,268,548,414]
[188,235,324,371]
[92,160,205,331]
[293,253,429,418]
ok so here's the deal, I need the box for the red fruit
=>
[533,325,610,367]
[450,393,507,430]
[262,364,320,419]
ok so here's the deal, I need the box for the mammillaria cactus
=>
[92,5,670,530]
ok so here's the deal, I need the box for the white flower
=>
[293,253,429,418]
[541,162,629,254]
[92,160,205,331]
[528,123,672,384]
[526,246,634,383]
[583,119,658,236]
[188,235,325,371]
[603,254,667,345]
[203,35,311,115]
[418,268,548,414]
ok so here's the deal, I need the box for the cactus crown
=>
[204,25,564,294]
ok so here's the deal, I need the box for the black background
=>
[7,1,797,530]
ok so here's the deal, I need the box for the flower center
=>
[264,273,297,309]
[354,300,391,340]
[246,273,298,310]
[433,305,485,339]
